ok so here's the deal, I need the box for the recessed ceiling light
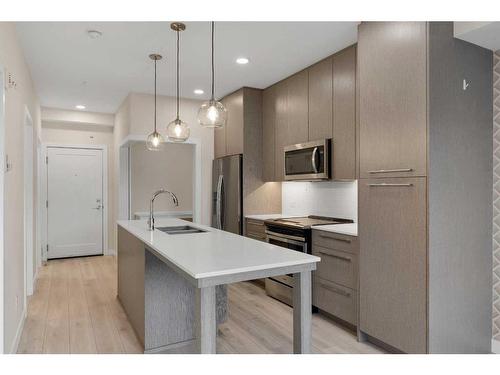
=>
[75,105,86,110]
[236,57,249,65]
[87,30,102,39]
[194,89,204,95]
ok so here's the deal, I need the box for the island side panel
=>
[144,250,196,350]
[117,226,145,346]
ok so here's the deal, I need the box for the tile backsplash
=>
[282,180,357,221]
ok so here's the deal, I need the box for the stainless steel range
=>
[264,215,353,306]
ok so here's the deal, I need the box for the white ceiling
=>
[16,22,358,114]
[454,22,500,51]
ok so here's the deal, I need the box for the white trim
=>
[24,107,34,300]
[119,134,202,224]
[492,338,500,354]
[36,137,43,268]
[10,306,27,354]
[0,65,6,353]
[42,143,109,259]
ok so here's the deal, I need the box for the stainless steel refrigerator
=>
[212,154,243,235]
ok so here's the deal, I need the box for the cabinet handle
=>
[319,250,352,262]
[368,183,413,187]
[247,221,264,226]
[369,168,413,174]
[318,282,351,297]
[319,234,351,243]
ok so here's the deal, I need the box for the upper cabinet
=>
[262,45,358,182]
[358,22,427,178]
[308,57,333,140]
[332,46,357,180]
[262,85,276,182]
[215,90,245,158]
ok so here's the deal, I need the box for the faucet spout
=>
[148,189,180,231]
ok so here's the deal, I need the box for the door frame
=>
[23,107,34,298]
[0,65,6,353]
[41,143,108,261]
[118,134,202,224]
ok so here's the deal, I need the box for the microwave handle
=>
[311,147,319,173]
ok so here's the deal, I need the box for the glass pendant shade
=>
[146,131,165,151]
[166,118,190,142]
[198,99,227,128]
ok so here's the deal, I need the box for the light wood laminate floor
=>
[17,256,383,354]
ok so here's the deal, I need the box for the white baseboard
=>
[10,307,27,354]
[105,248,116,256]
[492,339,500,354]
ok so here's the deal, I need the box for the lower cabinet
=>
[312,230,359,327]
[358,177,427,353]
[244,218,267,242]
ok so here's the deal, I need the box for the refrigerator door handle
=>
[220,175,225,230]
[216,174,223,229]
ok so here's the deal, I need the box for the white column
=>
[195,285,217,354]
[293,271,312,354]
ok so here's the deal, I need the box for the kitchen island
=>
[117,218,320,354]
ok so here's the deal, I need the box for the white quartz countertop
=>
[117,218,319,286]
[313,223,358,237]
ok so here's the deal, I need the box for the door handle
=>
[311,147,319,173]
[92,205,103,210]
[319,234,351,243]
[318,250,352,262]
[367,183,413,187]
[368,168,413,174]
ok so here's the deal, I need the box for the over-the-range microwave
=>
[284,139,331,181]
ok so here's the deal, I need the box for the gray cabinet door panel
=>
[333,45,356,180]
[358,22,427,178]
[262,86,276,181]
[359,177,427,353]
[308,58,333,140]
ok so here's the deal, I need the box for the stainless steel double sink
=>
[156,225,207,235]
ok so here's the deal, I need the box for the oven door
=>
[284,139,331,181]
[266,231,307,288]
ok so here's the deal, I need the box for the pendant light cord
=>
[154,58,157,132]
[211,21,215,101]
[176,29,180,120]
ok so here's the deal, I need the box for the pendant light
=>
[197,22,227,128]
[146,54,165,151]
[166,22,190,142]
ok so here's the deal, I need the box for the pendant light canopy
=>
[146,54,165,151]
[166,22,190,143]
[197,22,227,128]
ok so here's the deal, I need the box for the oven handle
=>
[266,232,306,246]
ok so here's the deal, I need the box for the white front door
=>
[47,147,104,259]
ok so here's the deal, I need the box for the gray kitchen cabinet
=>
[357,22,492,354]
[215,88,282,217]
[359,177,427,354]
[223,92,244,156]
[274,79,288,182]
[358,22,427,179]
[286,70,309,145]
[244,218,266,241]
[332,45,356,180]
[308,57,333,141]
[214,125,226,159]
[312,229,359,327]
[262,85,276,182]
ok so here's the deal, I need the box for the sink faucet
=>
[148,189,179,231]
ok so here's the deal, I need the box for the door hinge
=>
[46,244,49,252]
[46,200,48,208]
[45,156,48,164]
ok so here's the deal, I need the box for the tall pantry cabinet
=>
[358,22,492,353]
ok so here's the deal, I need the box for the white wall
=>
[41,121,115,252]
[130,142,194,215]
[0,22,41,353]
[282,180,358,221]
